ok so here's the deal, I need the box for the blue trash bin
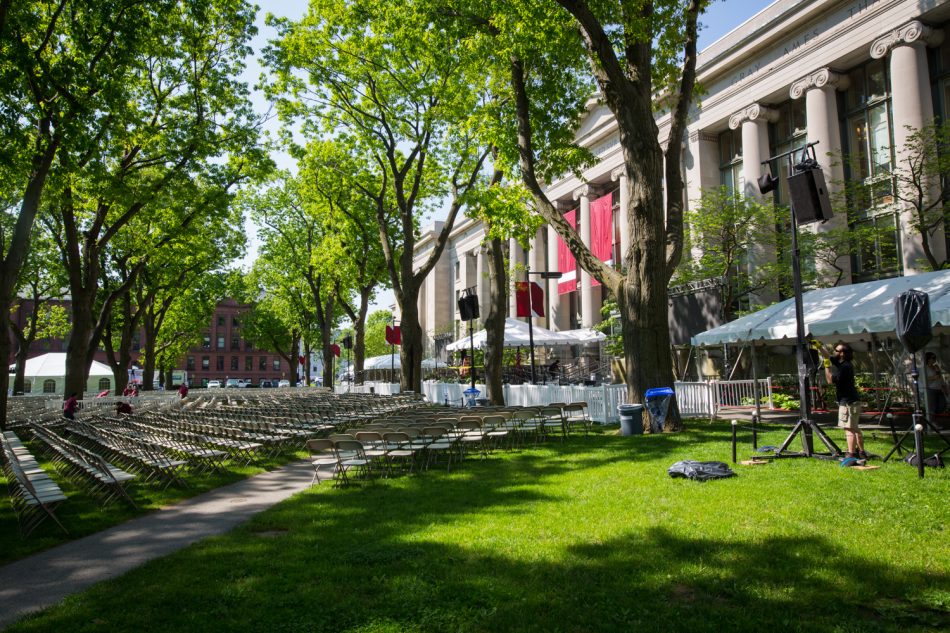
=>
[463,387,480,408]
[617,403,644,435]
[645,387,675,433]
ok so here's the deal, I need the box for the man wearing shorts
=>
[822,342,865,459]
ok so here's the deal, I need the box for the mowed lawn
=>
[6,422,950,633]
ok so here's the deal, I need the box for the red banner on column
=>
[557,210,577,295]
[590,193,614,289]
[515,281,530,317]
[530,281,544,317]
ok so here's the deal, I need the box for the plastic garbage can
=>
[645,387,675,433]
[463,387,480,408]
[617,403,644,435]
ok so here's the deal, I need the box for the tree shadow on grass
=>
[11,440,950,633]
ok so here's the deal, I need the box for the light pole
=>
[525,267,562,384]
[758,140,840,458]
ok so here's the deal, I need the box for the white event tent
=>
[9,353,114,395]
[446,318,577,351]
[691,270,950,347]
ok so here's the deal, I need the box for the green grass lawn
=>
[5,422,950,633]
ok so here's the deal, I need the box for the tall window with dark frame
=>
[187,356,195,371]
[719,128,744,197]
[841,58,900,280]
[245,356,253,371]
[230,356,238,371]
[259,357,267,371]
[216,356,224,371]
[231,336,240,351]
[202,356,210,370]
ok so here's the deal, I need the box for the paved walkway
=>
[0,459,314,630]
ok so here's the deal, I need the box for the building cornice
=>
[870,20,944,58]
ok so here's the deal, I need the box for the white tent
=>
[559,328,607,343]
[9,353,114,395]
[445,318,575,351]
[691,270,950,346]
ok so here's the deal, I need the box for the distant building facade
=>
[8,298,289,389]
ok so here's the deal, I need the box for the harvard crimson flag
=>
[385,325,402,345]
[330,344,341,357]
[515,282,545,317]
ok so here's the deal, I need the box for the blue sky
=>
[241,0,776,313]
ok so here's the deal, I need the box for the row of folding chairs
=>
[30,424,137,507]
[66,420,188,490]
[2,431,68,536]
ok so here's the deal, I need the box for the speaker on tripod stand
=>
[884,290,950,468]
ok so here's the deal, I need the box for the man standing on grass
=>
[820,343,866,459]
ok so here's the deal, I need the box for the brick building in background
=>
[8,298,289,390]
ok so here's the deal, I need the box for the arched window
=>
[98,377,111,391]
[43,379,56,393]
[22,380,32,393]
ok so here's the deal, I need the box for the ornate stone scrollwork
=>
[572,184,591,200]
[728,103,779,130]
[789,68,849,99]
[871,21,944,59]
[610,166,625,182]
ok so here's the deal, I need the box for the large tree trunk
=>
[64,291,98,398]
[483,238,507,404]
[397,287,423,393]
[353,287,371,385]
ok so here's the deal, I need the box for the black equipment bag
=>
[668,460,736,481]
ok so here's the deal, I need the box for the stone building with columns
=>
[413,0,950,357]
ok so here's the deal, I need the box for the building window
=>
[132,332,141,351]
[231,336,240,351]
[216,356,224,371]
[217,316,225,327]
[259,357,267,371]
[842,58,899,280]
[230,356,238,371]
[216,335,225,350]
[23,380,32,393]
[202,356,210,370]
[245,356,253,371]
[719,128,744,197]
[232,317,240,327]
[202,334,211,349]
[98,377,111,391]
[187,356,195,371]
[272,358,281,371]
[43,379,56,393]
[454,260,460,281]
[245,339,253,351]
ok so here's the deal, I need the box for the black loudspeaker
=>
[895,290,932,353]
[342,336,353,350]
[788,168,833,225]
[458,294,479,321]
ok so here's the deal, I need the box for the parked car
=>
[259,380,274,388]
[207,380,222,389]
[225,378,248,388]
[278,379,290,388]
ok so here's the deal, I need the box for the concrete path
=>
[0,459,314,630]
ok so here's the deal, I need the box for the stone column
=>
[730,104,779,305]
[871,21,946,273]
[729,104,778,202]
[611,166,629,269]
[475,245,489,317]
[547,223,565,330]
[790,67,851,282]
[683,131,720,264]
[573,184,593,328]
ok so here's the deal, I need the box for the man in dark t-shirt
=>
[821,342,865,459]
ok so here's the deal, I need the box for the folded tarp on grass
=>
[668,460,736,481]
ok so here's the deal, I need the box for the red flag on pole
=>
[331,344,341,357]
[298,355,305,365]
[515,282,530,317]
[385,325,402,345]
[530,281,544,317]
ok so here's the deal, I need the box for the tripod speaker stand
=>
[882,290,950,463]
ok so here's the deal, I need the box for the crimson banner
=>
[330,344,341,358]
[385,325,402,345]
[590,193,614,287]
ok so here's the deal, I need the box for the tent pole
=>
[751,342,761,422]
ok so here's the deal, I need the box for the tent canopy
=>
[691,270,950,346]
[446,318,575,351]
[9,353,112,377]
